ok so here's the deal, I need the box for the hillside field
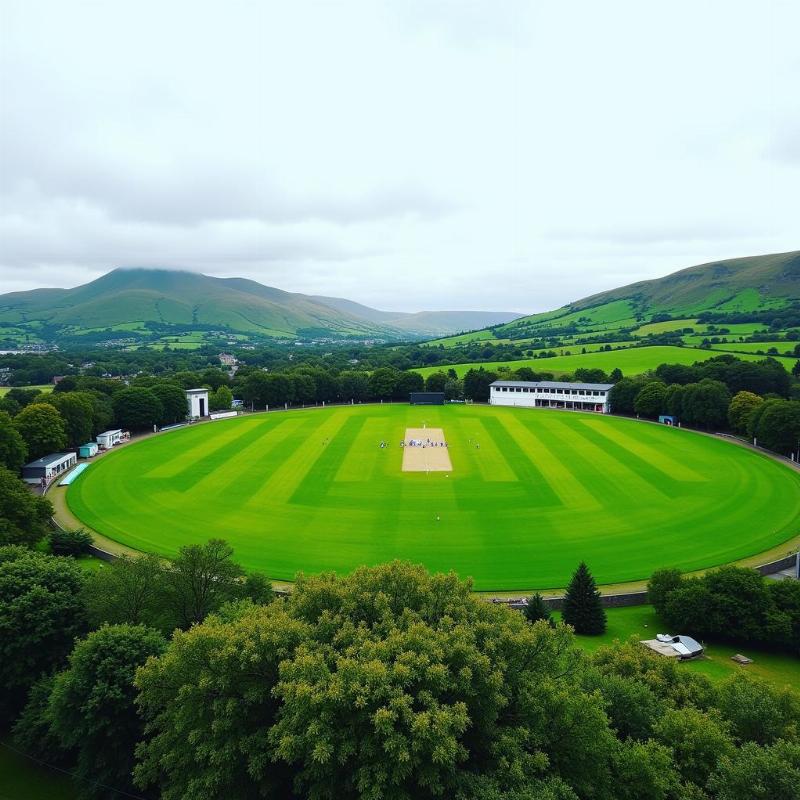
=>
[0,384,53,396]
[414,345,798,379]
[66,405,800,591]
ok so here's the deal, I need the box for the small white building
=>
[218,352,237,367]
[22,452,77,484]
[97,429,126,449]
[490,380,614,413]
[186,388,209,418]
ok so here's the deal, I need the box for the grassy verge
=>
[0,740,78,800]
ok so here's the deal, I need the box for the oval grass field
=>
[66,404,800,591]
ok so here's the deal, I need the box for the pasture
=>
[66,404,800,591]
[413,345,799,379]
[0,384,53,396]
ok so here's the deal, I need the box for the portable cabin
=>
[186,388,209,418]
[78,442,99,458]
[97,429,123,449]
[22,452,77,484]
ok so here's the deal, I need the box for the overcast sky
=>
[0,1,798,312]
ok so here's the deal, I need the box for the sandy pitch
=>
[402,427,453,472]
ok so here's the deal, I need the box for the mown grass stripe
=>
[66,406,800,591]
[478,417,562,507]
[499,412,602,511]
[572,419,686,497]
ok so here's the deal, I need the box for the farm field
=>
[66,404,800,591]
[0,384,53,396]
[707,340,797,355]
[414,345,799,379]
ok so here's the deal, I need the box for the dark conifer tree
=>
[523,592,553,626]
[562,562,606,635]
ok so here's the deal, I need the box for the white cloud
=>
[0,0,797,312]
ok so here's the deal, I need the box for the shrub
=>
[523,592,553,625]
[48,528,93,556]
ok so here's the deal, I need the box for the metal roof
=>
[185,388,209,394]
[491,380,614,391]
[24,452,75,469]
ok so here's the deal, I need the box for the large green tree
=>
[0,547,86,720]
[339,370,370,402]
[135,562,616,800]
[608,377,647,414]
[714,674,800,746]
[163,538,245,629]
[652,706,734,786]
[368,366,400,400]
[150,382,189,425]
[727,390,763,434]
[562,562,606,635]
[241,372,294,408]
[633,381,667,419]
[424,371,448,393]
[707,739,800,800]
[0,467,53,547]
[661,566,796,651]
[394,369,425,399]
[82,553,171,631]
[462,368,498,402]
[48,624,167,799]
[291,373,316,404]
[753,399,800,455]
[209,384,234,411]
[680,379,731,429]
[49,391,95,447]
[0,410,27,472]
[646,568,684,617]
[13,402,67,460]
[112,387,163,431]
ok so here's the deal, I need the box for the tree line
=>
[648,566,800,656]
[609,355,800,456]
[1,551,799,800]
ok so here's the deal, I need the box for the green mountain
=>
[477,250,800,341]
[0,268,520,344]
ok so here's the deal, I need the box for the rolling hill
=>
[428,250,800,347]
[0,268,520,344]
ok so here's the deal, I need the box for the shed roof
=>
[491,380,614,391]
[24,452,75,469]
[185,388,209,395]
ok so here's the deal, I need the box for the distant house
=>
[218,352,237,367]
